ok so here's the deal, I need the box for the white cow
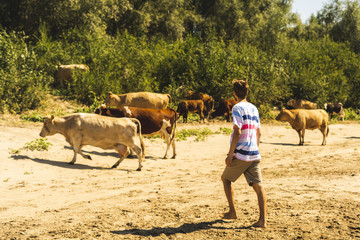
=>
[39,113,145,170]
[56,64,89,87]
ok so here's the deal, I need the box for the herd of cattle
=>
[44,65,347,169]
[39,89,347,170]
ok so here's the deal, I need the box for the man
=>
[221,79,267,228]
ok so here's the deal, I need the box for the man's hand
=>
[225,154,233,167]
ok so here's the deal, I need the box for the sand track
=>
[1,121,359,239]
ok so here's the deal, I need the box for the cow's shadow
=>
[110,219,254,237]
[63,146,158,160]
[346,136,360,139]
[10,155,138,171]
[261,141,299,146]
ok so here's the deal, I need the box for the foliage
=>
[20,112,44,122]
[176,127,215,141]
[0,29,51,113]
[9,138,53,154]
[1,1,360,114]
[344,108,360,120]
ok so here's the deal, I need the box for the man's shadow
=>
[111,220,253,237]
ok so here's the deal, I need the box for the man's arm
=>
[225,125,241,167]
[257,128,261,147]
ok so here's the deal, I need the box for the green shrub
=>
[9,138,53,154]
[20,112,45,122]
[344,108,360,120]
[176,127,215,141]
[0,29,51,113]
[258,104,276,120]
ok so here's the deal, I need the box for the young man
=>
[221,79,267,228]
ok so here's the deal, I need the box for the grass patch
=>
[9,138,53,154]
[176,127,214,141]
[20,112,45,122]
[175,127,232,141]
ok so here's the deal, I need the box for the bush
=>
[344,108,360,120]
[0,29,51,113]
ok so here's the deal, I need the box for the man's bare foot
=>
[251,221,266,228]
[220,212,237,220]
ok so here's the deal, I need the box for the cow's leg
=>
[183,113,188,123]
[301,129,305,145]
[162,131,171,159]
[69,141,91,164]
[69,148,77,165]
[296,130,302,145]
[129,144,143,171]
[171,138,176,159]
[112,144,130,168]
[320,126,327,145]
[200,112,205,123]
[78,145,92,160]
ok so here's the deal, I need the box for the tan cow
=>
[95,105,177,159]
[105,92,171,109]
[56,64,89,87]
[287,99,318,109]
[39,113,145,170]
[276,109,329,145]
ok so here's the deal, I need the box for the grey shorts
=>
[222,158,262,186]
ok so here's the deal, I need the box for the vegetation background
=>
[1,0,360,119]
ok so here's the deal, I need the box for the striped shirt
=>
[231,101,261,161]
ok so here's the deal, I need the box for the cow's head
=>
[39,115,56,137]
[275,109,290,121]
[105,92,120,107]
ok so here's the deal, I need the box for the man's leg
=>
[252,182,267,228]
[221,175,237,219]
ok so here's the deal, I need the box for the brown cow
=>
[105,92,171,109]
[95,105,177,159]
[186,92,215,120]
[39,113,145,170]
[287,99,318,109]
[211,98,238,122]
[56,64,89,88]
[177,100,205,123]
[276,109,329,145]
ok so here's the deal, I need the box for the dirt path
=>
[1,121,359,239]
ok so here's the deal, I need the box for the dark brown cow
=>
[186,92,214,120]
[211,98,238,122]
[177,100,205,123]
[95,105,176,159]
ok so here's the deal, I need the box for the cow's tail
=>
[131,118,145,160]
[326,125,330,137]
[167,94,172,108]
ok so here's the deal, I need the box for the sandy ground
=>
[0,119,359,239]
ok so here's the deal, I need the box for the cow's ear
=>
[108,92,113,96]
[51,115,55,120]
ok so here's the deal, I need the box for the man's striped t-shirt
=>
[231,101,261,161]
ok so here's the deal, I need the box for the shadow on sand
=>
[111,220,255,237]
[10,155,136,172]
[260,141,299,146]
[63,146,158,160]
